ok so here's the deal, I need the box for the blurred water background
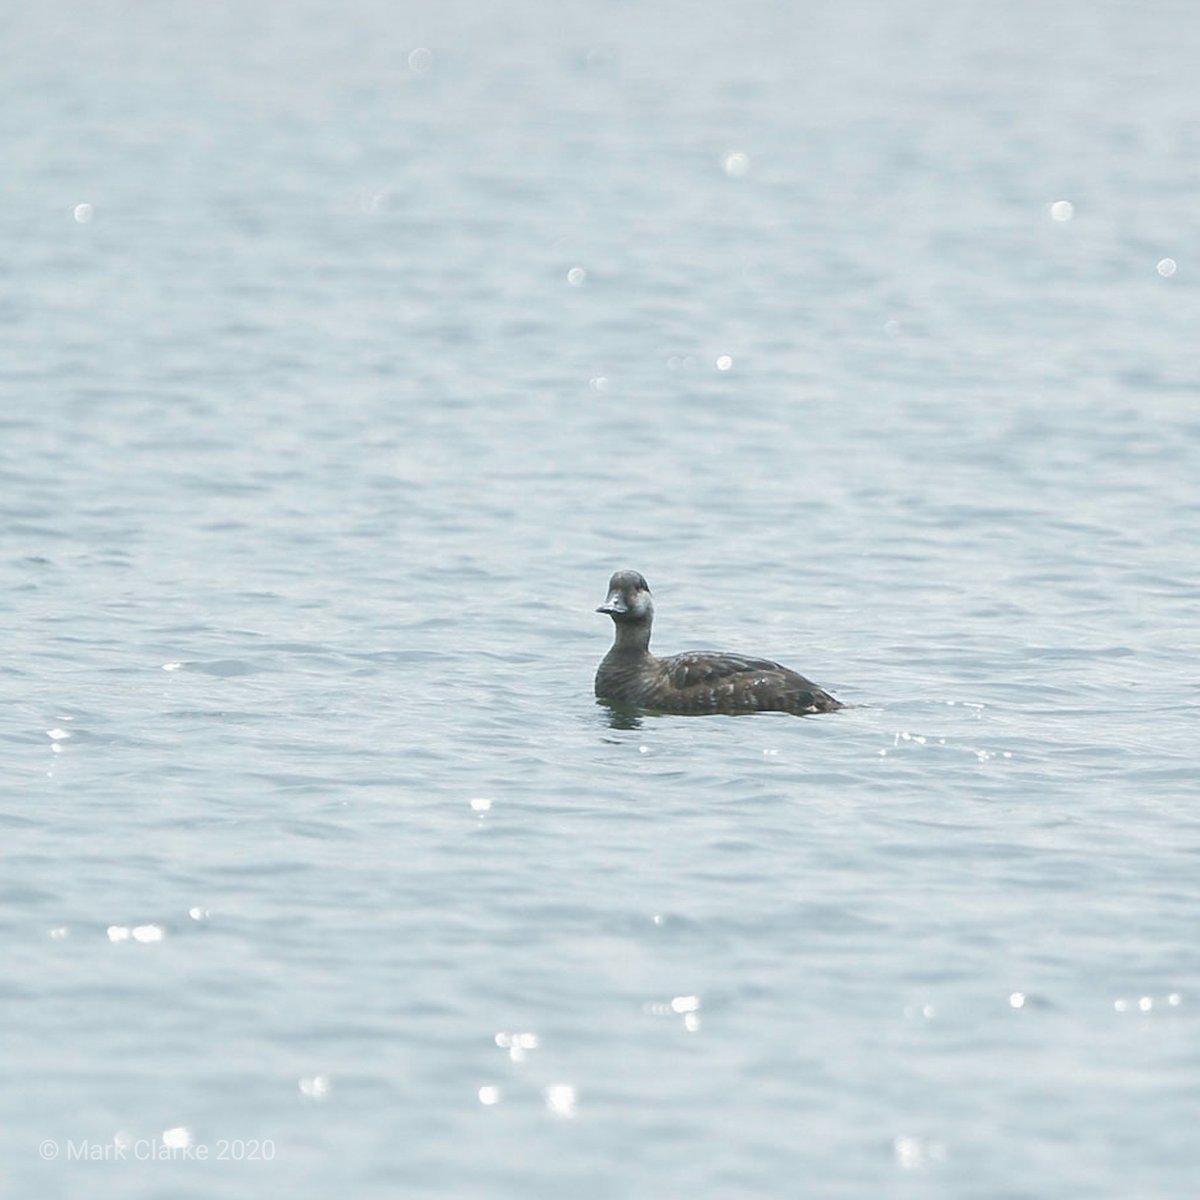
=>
[3,1,1200,1196]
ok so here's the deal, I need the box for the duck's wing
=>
[664,651,786,689]
[656,651,842,714]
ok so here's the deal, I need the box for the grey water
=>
[4,1,1200,1196]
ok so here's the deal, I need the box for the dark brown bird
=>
[594,570,842,716]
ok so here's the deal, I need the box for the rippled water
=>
[5,2,1200,1197]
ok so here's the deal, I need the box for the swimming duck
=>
[595,570,842,715]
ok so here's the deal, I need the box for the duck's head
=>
[596,569,654,624]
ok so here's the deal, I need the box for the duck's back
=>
[641,650,842,715]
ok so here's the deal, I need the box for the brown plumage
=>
[594,570,842,716]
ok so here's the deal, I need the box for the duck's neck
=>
[609,617,652,657]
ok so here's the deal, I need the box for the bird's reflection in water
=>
[597,700,643,731]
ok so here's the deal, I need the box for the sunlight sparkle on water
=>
[107,924,165,943]
[73,203,93,223]
[1113,993,1161,1012]
[646,994,702,1030]
[1113,994,1174,1014]
[1157,257,1177,277]
[666,354,697,371]
[407,47,433,74]
[544,1084,577,1118]
[1048,200,1074,221]
[722,152,750,178]
[477,1085,501,1105]
[672,995,701,1031]
[299,1074,331,1100]
[567,266,587,286]
[893,1135,946,1169]
[495,1031,538,1062]
[161,1127,192,1149]
[716,355,733,371]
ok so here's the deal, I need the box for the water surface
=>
[4,2,1199,1197]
